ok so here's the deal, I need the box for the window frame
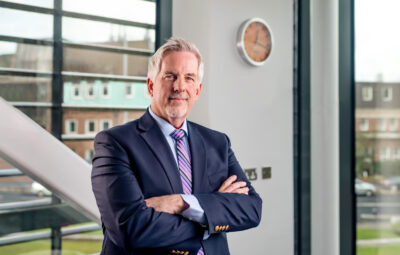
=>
[85,119,97,134]
[382,87,393,102]
[86,83,96,99]
[125,83,135,98]
[100,119,112,131]
[65,119,78,134]
[361,86,373,101]
[100,83,111,99]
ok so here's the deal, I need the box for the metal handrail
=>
[0,198,52,211]
[0,168,23,177]
[0,223,101,246]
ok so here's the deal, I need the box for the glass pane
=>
[63,80,151,107]
[63,47,149,76]
[62,108,147,160]
[355,0,400,254]
[63,0,156,25]
[63,17,155,51]
[5,0,53,8]
[0,8,53,39]
[16,107,51,132]
[0,76,52,102]
[0,41,52,71]
[0,157,42,204]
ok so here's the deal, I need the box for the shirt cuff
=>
[180,194,207,225]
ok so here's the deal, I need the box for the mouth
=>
[168,96,188,102]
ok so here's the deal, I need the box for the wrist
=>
[177,195,189,212]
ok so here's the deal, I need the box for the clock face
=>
[237,18,272,66]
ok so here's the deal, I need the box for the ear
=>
[147,78,154,97]
[195,83,203,99]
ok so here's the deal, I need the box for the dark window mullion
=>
[339,0,355,254]
[51,0,63,140]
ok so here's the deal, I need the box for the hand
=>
[145,194,188,214]
[218,175,249,195]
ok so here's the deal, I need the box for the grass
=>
[357,228,400,240]
[357,244,400,255]
[357,228,400,255]
[0,240,102,255]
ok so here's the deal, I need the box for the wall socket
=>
[261,167,272,179]
[244,168,258,181]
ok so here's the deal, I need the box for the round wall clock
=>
[237,18,273,66]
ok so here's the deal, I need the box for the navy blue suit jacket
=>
[91,110,262,255]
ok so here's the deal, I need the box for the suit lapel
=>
[138,111,183,194]
[188,123,208,193]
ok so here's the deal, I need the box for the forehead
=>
[160,51,199,74]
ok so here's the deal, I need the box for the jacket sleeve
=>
[195,135,263,235]
[91,131,204,251]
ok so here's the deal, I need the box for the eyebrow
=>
[163,71,197,78]
[185,73,197,78]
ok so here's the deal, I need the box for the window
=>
[125,83,135,98]
[379,147,391,161]
[144,88,151,99]
[85,119,97,134]
[100,119,112,131]
[393,148,400,160]
[382,87,392,102]
[389,118,398,131]
[361,87,373,101]
[101,83,111,98]
[86,83,95,99]
[65,119,78,134]
[378,118,387,131]
[71,84,81,99]
[360,118,369,131]
[85,149,95,162]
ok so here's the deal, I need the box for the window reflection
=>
[0,76,52,102]
[0,8,52,39]
[63,17,155,51]
[0,42,53,71]
[63,0,156,25]
[63,47,149,76]
[5,0,53,8]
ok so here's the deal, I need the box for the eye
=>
[164,74,175,80]
[185,76,195,82]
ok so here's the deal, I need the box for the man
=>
[91,37,262,255]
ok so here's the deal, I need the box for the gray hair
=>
[147,37,204,85]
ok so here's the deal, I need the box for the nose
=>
[172,76,185,92]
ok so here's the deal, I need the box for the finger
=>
[224,181,247,193]
[218,175,237,192]
[231,187,250,195]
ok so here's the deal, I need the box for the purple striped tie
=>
[171,129,204,255]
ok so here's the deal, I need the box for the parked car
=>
[381,176,400,191]
[31,182,51,197]
[355,179,376,196]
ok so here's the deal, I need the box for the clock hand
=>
[255,41,268,49]
[254,30,260,44]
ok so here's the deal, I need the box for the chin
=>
[166,106,187,119]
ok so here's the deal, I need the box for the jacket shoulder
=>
[94,119,140,143]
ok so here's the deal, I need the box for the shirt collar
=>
[148,106,189,137]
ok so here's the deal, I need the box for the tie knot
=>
[171,129,185,140]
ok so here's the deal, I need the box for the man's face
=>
[147,51,202,127]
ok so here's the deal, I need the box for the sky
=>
[355,0,400,82]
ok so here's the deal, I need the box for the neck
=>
[169,118,184,129]
[150,105,185,129]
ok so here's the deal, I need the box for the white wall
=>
[173,0,294,254]
[311,0,339,254]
